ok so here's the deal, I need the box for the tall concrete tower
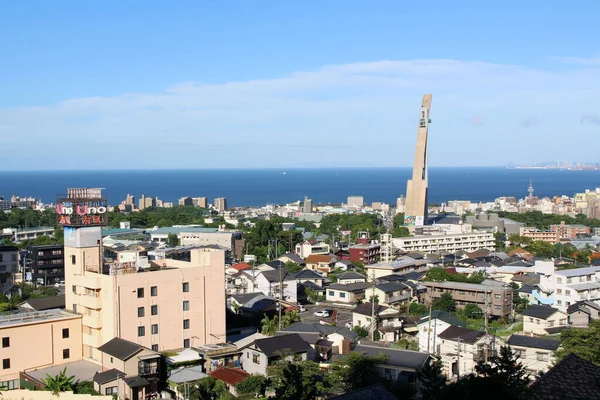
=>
[528,179,534,199]
[404,94,432,227]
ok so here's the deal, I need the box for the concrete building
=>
[64,225,226,363]
[550,222,591,239]
[326,282,369,304]
[0,309,83,388]
[404,94,432,228]
[349,235,380,265]
[519,227,560,244]
[178,197,193,206]
[295,241,330,258]
[567,300,600,327]
[0,246,19,288]
[214,198,227,212]
[26,244,64,285]
[465,213,525,235]
[417,311,467,354]
[302,197,313,214]
[352,303,402,342]
[392,232,495,254]
[305,254,337,275]
[2,227,55,243]
[535,265,600,312]
[138,195,155,210]
[423,280,513,317]
[364,258,428,279]
[506,335,559,376]
[346,196,364,208]
[193,197,208,208]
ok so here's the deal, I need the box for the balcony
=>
[83,333,102,348]
[82,314,102,328]
[138,359,160,376]
[78,294,102,309]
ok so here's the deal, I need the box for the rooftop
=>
[522,305,562,320]
[438,326,486,344]
[353,344,430,370]
[327,282,370,293]
[27,360,100,384]
[0,309,79,328]
[556,266,600,277]
[507,334,560,351]
[253,333,312,358]
[209,367,249,386]
[422,280,509,291]
[150,227,220,235]
[18,295,65,311]
[367,258,428,270]
[98,337,147,361]
[337,271,366,281]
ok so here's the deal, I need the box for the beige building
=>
[214,198,227,212]
[423,280,513,317]
[0,390,111,400]
[522,305,567,336]
[193,197,208,208]
[519,227,560,244]
[64,226,226,363]
[506,334,559,376]
[0,310,83,388]
[392,232,495,254]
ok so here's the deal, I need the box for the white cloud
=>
[1,58,600,169]
[551,56,600,66]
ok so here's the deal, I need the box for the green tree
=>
[260,315,278,336]
[508,234,533,247]
[166,233,179,247]
[526,240,555,258]
[409,302,429,316]
[267,359,330,400]
[235,375,266,397]
[280,310,301,328]
[423,268,484,284]
[353,325,369,339]
[432,292,456,313]
[285,261,303,273]
[418,358,447,400]
[493,232,506,250]
[330,351,388,392]
[576,247,593,263]
[461,303,483,319]
[42,367,75,396]
[391,213,411,237]
[190,377,230,400]
[473,345,531,398]
[555,319,600,366]
[73,381,100,395]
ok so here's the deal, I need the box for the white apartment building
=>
[392,232,495,254]
[295,241,330,258]
[536,265,600,312]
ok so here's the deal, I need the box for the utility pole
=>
[278,263,283,331]
[370,270,376,341]
[456,337,461,380]
[484,291,490,363]
[426,304,433,353]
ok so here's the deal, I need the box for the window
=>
[565,290,571,296]
[183,301,190,311]
[183,319,190,329]
[1,337,8,348]
[495,294,501,299]
[529,318,533,322]
[567,278,573,284]
[536,353,549,362]
[138,326,145,337]
[252,354,260,364]
[557,277,562,283]
[557,289,562,294]
[329,291,335,297]
[0,379,18,390]
[151,305,158,315]
[62,328,69,339]
[137,288,144,298]
[151,286,158,297]
[183,282,189,292]
[183,339,190,348]
[2,359,9,369]
[560,319,567,326]
[105,387,118,395]
[548,320,555,327]
[151,344,158,351]
[557,300,563,305]
[151,324,158,334]
[72,285,77,294]
[340,292,346,298]
[138,307,145,317]
[63,349,70,359]
[71,255,76,265]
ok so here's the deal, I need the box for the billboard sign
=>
[56,188,108,227]
[404,215,416,227]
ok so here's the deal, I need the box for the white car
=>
[313,310,330,318]
[55,281,65,288]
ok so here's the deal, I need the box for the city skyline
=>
[1,1,600,170]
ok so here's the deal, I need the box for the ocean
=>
[0,168,599,207]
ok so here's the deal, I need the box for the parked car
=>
[313,310,330,318]
[55,280,65,288]
[345,322,353,329]
[297,305,307,312]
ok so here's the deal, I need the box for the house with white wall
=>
[325,282,369,304]
[417,311,467,354]
[522,305,568,336]
[506,335,559,376]
[240,334,311,375]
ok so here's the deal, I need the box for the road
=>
[299,303,354,329]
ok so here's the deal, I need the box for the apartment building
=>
[0,310,83,388]
[348,243,380,265]
[26,244,65,285]
[64,226,226,363]
[295,241,330,258]
[550,222,591,239]
[536,266,600,312]
[0,246,19,287]
[423,280,513,317]
[519,227,560,244]
[392,232,495,254]
[214,198,227,212]
[2,227,55,243]
[365,258,428,279]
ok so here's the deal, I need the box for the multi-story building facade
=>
[392,232,495,254]
[0,309,83,388]
[295,241,330,258]
[64,226,226,363]
[193,197,208,208]
[536,266,600,312]
[423,280,513,317]
[519,227,560,244]
[348,243,380,265]
[522,305,567,336]
[178,197,193,206]
[550,222,591,239]
[506,335,559,376]
[27,244,65,285]
[0,245,19,284]
[214,198,227,212]
[1,227,55,243]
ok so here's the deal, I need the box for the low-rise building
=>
[94,337,163,398]
[0,309,83,389]
[208,367,249,397]
[392,232,495,254]
[26,244,65,285]
[437,326,500,379]
[336,271,366,284]
[305,254,337,275]
[417,311,467,354]
[522,305,568,336]
[567,300,600,327]
[279,322,359,360]
[536,266,600,312]
[352,344,430,385]
[348,243,380,265]
[519,227,560,244]
[0,246,18,290]
[240,333,312,375]
[352,303,402,342]
[506,334,559,375]
[365,258,428,279]
[551,222,591,239]
[325,282,369,304]
[295,241,330,258]
[423,280,513,317]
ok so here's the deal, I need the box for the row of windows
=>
[328,291,346,298]
[2,348,67,370]
[138,320,189,337]
[137,301,189,317]
[3,329,68,349]
[137,282,190,298]
[0,379,18,390]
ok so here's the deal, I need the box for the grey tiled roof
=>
[507,334,559,351]
[522,305,561,320]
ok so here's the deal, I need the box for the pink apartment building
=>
[64,226,226,364]
[0,310,83,388]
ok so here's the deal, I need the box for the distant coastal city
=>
[510,160,600,170]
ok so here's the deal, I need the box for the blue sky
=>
[1,1,599,170]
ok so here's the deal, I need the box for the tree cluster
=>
[497,211,600,230]
[555,319,600,366]
[423,268,485,284]
[260,311,301,336]
[391,213,411,238]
